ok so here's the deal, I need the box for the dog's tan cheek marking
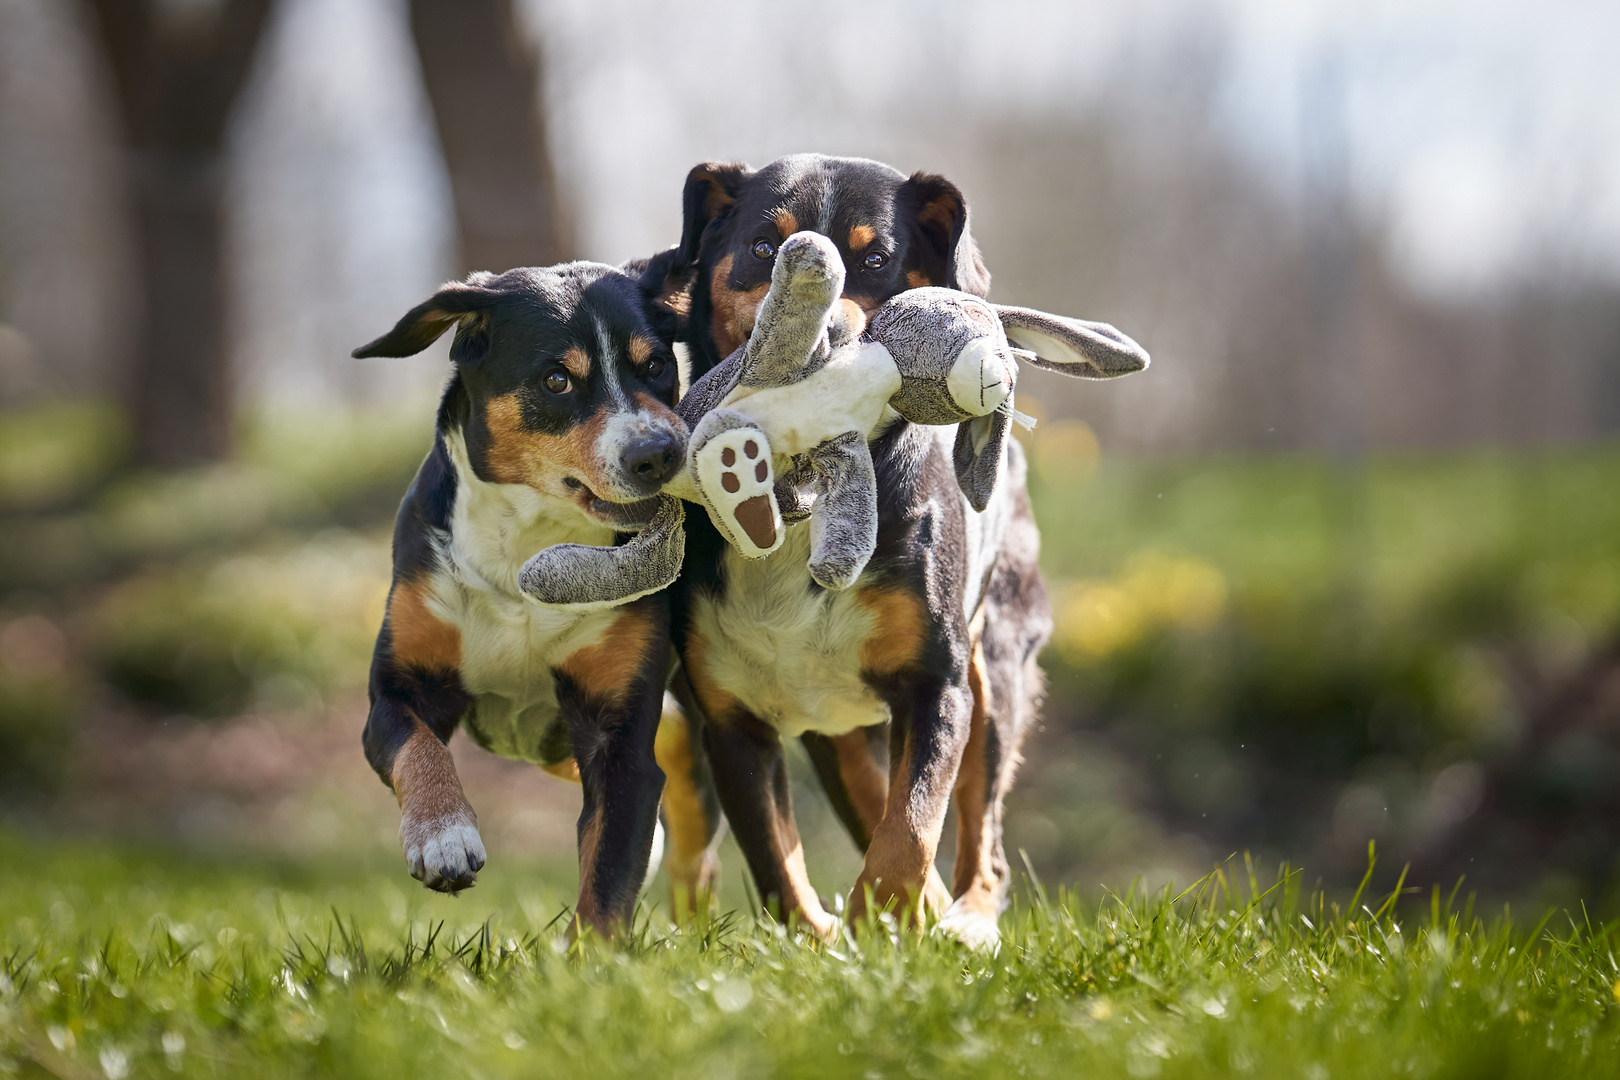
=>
[858,587,927,676]
[906,269,935,290]
[391,723,471,821]
[848,224,876,250]
[482,392,599,492]
[555,602,656,707]
[388,578,462,673]
[709,253,770,358]
[951,639,998,911]
[832,298,868,341]
[831,730,889,835]
[774,209,799,238]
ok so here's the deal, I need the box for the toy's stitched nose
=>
[623,432,680,485]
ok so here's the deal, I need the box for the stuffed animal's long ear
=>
[953,408,1010,512]
[352,276,504,361]
[901,172,991,298]
[994,305,1150,379]
[678,161,753,265]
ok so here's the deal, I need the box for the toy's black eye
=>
[544,370,572,395]
[645,355,667,380]
[863,250,889,271]
[752,238,775,260]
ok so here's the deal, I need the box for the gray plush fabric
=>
[517,495,685,610]
[803,431,878,591]
[870,288,1008,425]
[738,233,841,389]
[992,304,1149,378]
[953,408,1010,513]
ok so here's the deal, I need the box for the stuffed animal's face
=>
[867,288,1017,426]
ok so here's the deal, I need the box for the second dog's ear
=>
[352,277,504,362]
[994,305,1150,379]
[678,161,752,265]
[901,172,992,298]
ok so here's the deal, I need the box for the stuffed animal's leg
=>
[517,495,685,610]
[689,409,783,558]
[805,431,878,591]
[741,231,843,388]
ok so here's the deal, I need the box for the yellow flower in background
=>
[1029,418,1100,482]
[1054,551,1228,662]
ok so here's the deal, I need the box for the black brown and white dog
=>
[643,154,1079,947]
[353,262,713,937]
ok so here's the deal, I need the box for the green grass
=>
[3,833,1618,1079]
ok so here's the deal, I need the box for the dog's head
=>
[659,154,991,375]
[355,263,685,528]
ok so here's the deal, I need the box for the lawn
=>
[2,832,1617,1079]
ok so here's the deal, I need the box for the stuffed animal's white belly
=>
[690,526,890,738]
[724,341,902,456]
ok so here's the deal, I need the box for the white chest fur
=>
[690,525,891,738]
[689,426,1013,739]
[422,433,628,762]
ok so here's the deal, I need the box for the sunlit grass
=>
[2,832,1617,1078]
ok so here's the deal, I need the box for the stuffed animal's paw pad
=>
[696,428,782,558]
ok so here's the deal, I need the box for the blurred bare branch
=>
[408,0,569,273]
[83,0,274,467]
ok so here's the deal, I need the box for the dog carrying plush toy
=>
[519,231,1148,609]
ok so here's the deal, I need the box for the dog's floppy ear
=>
[352,276,503,362]
[994,305,1150,379]
[678,161,752,265]
[902,172,991,298]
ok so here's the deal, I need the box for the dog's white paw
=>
[934,901,1001,952]
[695,427,782,558]
[401,813,486,894]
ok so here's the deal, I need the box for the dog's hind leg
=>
[656,676,725,921]
[940,491,1051,950]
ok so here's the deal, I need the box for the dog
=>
[642,154,1057,946]
[352,262,711,937]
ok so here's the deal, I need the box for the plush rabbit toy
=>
[519,231,1147,609]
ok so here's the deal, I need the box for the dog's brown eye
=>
[752,238,775,260]
[863,250,889,271]
[544,370,572,395]
[645,356,667,380]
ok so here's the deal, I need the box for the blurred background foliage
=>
[0,0,1618,917]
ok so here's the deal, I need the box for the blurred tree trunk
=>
[83,0,273,469]
[408,0,571,274]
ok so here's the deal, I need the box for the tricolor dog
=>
[353,263,702,937]
[638,153,1146,947]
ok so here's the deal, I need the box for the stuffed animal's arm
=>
[516,495,685,611]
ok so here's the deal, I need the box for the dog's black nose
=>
[623,432,680,486]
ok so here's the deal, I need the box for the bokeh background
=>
[2,0,1618,916]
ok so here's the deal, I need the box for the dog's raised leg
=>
[366,705,486,893]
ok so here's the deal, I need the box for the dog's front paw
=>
[695,426,782,558]
[935,899,1001,952]
[401,810,486,894]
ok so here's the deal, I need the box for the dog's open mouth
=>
[563,477,662,530]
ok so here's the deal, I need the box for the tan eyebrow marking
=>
[848,224,876,250]
[628,336,654,364]
[774,209,799,237]
[561,346,591,379]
